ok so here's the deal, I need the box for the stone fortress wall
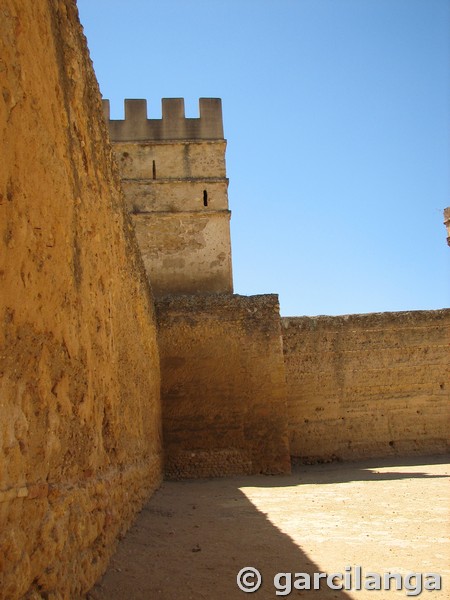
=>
[106,98,291,479]
[106,97,449,474]
[0,2,162,598]
[283,310,450,462]
[156,294,291,479]
[1,0,449,597]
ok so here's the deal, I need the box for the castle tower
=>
[103,98,233,296]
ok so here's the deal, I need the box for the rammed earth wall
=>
[155,294,291,478]
[1,1,448,596]
[282,310,450,462]
[0,1,162,597]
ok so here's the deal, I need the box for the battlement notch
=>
[103,98,224,141]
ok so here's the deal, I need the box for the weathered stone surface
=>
[2,0,448,596]
[106,108,233,297]
[132,211,232,296]
[282,310,450,462]
[0,1,162,597]
[156,294,291,478]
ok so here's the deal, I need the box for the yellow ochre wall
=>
[156,294,291,478]
[282,310,450,462]
[0,2,162,597]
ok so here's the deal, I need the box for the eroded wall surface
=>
[156,295,291,478]
[283,310,450,461]
[0,1,162,597]
[132,210,232,296]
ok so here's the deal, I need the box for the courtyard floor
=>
[88,455,449,599]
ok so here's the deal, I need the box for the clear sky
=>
[77,0,450,316]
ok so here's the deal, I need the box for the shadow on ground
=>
[88,455,449,600]
[288,453,450,486]
[88,482,353,599]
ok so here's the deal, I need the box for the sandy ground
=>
[88,455,450,599]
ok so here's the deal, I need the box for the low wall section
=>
[156,294,291,478]
[282,310,450,462]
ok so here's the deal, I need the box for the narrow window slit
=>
[152,160,156,179]
[203,190,208,207]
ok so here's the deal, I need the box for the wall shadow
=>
[88,476,354,600]
[288,454,450,486]
[88,455,449,599]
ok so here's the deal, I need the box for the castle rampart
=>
[156,294,291,478]
[282,309,450,462]
[2,1,449,596]
[0,2,162,597]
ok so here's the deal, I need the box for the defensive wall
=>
[105,100,291,479]
[282,310,450,462]
[156,294,291,478]
[105,98,450,478]
[0,1,162,598]
[2,0,450,597]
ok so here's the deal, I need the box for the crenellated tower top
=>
[102,98,224,141]
[104,96,232,297]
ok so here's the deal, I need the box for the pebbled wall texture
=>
[282,310,450,462]
[155,294,291,479]
[0,1,162,598]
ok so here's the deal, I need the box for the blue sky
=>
[77,0,450,316]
